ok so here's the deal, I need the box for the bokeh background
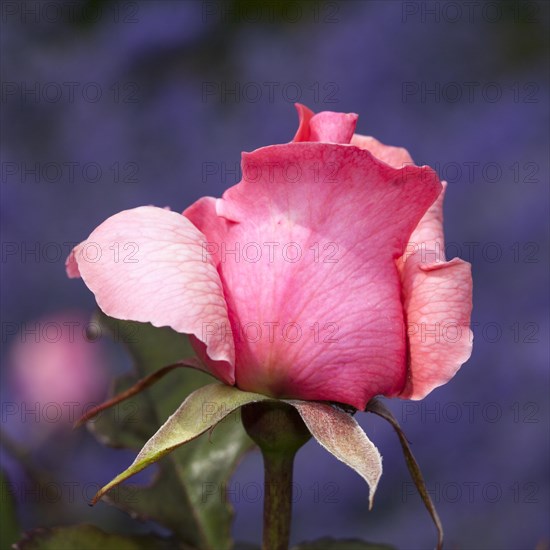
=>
[1,1,549,549]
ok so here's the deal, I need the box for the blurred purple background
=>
[1,1,549,549]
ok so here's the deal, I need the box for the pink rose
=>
[66,104,472,410]
[7,311,108,435]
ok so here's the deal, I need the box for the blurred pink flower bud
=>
[7,311,108,437]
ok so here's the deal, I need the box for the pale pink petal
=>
[188,142,442,410]
[66,255,81,277]
[396,181,447,274]
[351,134,414,169]
[398,183,473,399]
[400,259,473,399]
[405,180,447,256]
[66,206,235,382]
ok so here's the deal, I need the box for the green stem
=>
[261,449,296,550]
[241,401,311,550]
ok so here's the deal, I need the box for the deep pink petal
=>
[184,196,231,267]
[182,196,237,381]
[292,104,358,144]
[66,206,235,382]
[292,103,315,142]
[405,180,447,251]
[189,142,442,410]
[398,183,473,399]
[309,111,358,144]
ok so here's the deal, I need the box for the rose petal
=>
[184,196,232,266]
[292,103,315,142]
[183,197,240,382]
[292,104,358,144]
[188,142,441,410]
[398,184,473,399]
[309,111,358,144]
[403,180,447,257]
[351,134,414,169]
[66,206,235,381]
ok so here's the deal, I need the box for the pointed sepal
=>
[287,401,382,510]
[366,398,443,550]
[92,383,270,505]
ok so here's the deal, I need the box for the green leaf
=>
[89,311,212,449]
[288,401,382,510]
[14,524,186,550]
[291,538,395,550]
[87,313,260,550]
[94,383,270,504]
[0,469,20,550]
[88,372,159,449]
[93,310,198,377]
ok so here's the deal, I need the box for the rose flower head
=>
[67,104,472,411]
